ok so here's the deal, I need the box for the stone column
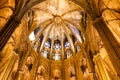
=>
[62,61,65,80]
[93,54,110,80]
[30,54,40,80]
[0,15,21,51]
[82,49,97,80]
[72,56,78,80]
[14,35,30,79]
[0,52,18,80]
[93,17,120,76]
[74,52,84,80]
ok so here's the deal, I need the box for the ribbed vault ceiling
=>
[29,0,85,60]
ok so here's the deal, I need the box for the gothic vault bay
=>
[0,0,120,80]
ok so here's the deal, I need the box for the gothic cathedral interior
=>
[0,0,120,80]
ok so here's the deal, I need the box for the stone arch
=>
[51,69,62,80]
[68,66,76,80]
[36,65,46,80]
